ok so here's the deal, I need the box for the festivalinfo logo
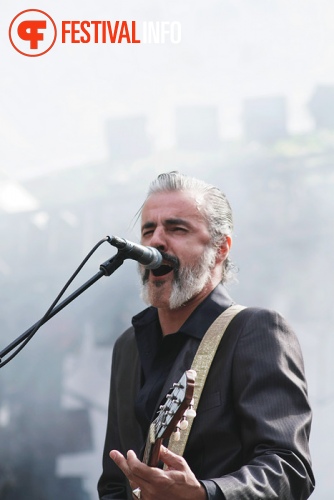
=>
[9,9,182,57]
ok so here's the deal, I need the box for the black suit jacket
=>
[98,297,315,499]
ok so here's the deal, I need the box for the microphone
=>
[107,235,162,269]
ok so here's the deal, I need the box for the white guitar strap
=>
[166,304,246,460]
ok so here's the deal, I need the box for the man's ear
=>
[216,236,232,264]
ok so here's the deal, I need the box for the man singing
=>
[98,171,315,499]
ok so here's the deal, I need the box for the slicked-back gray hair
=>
[145,171,235,283]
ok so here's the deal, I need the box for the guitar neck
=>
[142,425,162,466]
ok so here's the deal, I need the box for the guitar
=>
[142,369,197,467]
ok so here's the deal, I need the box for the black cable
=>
[0,236,109,368]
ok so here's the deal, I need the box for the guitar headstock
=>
[143,369,196,466]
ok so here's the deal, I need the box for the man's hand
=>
[110,446,207,500]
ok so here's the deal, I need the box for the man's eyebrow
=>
[141,221,156,231]
[164,218,191,227]
[141,218,192,231]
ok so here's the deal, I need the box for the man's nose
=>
[149,227,167,251]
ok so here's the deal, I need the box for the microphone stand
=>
[0,251,127,365]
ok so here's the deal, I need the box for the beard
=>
[139,246,217,310]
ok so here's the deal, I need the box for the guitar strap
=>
[166,304,246,460]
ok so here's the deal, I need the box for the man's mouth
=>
[151,251,179,277]
[152,264,174,277]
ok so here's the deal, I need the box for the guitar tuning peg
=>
[173,428,181,441]
[179,418,188,430]
[187,369,197,380]
[185,407,196,418]
[185,398,196,419]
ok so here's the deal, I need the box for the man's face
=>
[139,190,218,310]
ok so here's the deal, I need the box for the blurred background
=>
[0,0,333,498]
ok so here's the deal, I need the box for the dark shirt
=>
[132,284,234,435]
[131,284,234,499]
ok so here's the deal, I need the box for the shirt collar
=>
[132,283,234,341]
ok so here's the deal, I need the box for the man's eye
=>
[142,230,153,237]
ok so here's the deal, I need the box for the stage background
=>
[0,1,333,498]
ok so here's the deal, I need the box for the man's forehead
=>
[141,191,203,220]
[142,190,202,210]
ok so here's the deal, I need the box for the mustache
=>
[141,250,180,283]
[159,250,180,269]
